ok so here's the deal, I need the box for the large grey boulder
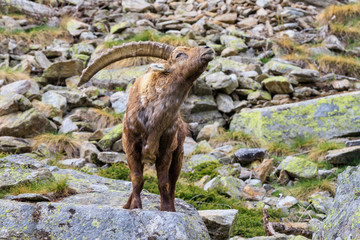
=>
[314,166,360,239]
[0,79,32,96]
[42,91,67,111]
[0,108,57,138]
[230,91,360,142]
[277,156,318,179]
[0,155,210,240]
[42,60,83,84]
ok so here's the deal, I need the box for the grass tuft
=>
[278,179,337,201]
[98,163,130,181]
[0,66,31,83]
[317,54,360,78]
[32,133,81,158]
[318,2,360,24]
[266,141,292,157]
[0,177,74,199]
[308,140,345,161]
[211,128,261,148]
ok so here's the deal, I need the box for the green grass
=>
[181,161,222,181]
[98,163,130,181]
[0,177,72,199]
[266,141,292,157]
[290,136,317,152]
[0,152,11,159]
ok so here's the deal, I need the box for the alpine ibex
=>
[79,41,214,212]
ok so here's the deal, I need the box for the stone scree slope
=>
[0,155,210,240]
[230,91,360,142]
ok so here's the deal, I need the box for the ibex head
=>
[79,41,214,86]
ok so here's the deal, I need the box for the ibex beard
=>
[79,42,214,212]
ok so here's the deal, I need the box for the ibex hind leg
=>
[123,149,144,210]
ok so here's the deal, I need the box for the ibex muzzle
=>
[80,41,214,211]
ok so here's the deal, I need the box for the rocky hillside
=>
[1,0,360,239]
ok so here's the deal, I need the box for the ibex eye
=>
[176,53,185,58]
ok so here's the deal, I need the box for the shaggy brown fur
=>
[122,46,214,212]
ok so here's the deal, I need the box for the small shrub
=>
[290,135,317,152]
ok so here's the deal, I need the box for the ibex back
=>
[79,41,214,211]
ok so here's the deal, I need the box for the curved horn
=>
[79,41,175,85]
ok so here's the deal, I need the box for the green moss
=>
[97,163,130,181]
[98,124,123,150]
[181,161,221,181]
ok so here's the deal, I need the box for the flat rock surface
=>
[0,155,210,240]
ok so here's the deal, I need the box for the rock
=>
[264,59,301,75]
[332,80,352,91]
[277,196,298,209]
[262,76,294,94]
[184,137,198,157]
[80,141,99,163]
[238,78,261,90]
[318,169,335,179]
[220,35,247,52]
[324,146,360,165]
[110,91,129,114]
[0,136,32,153]
[0,94,32,116]
[290,69,319,83]
[50,90,89,109]
[204,176,245,198]
[32,100,62,119]
[230,91,360,142]
[247,90,271,101]
[205,72,238,94]
[90,65,149,90]
[42,60,83,84]
[98,152,126,164]
[220,47,238,57]
[0,109,56,138]
[323,35,345,52]
[256,0,270,8]
[242,184,266,201]
[0,79,31,96]
[216,164,241,177]
[254,158,273,183]
[277,156,318,179]
[4,193,51,202]
[214,13,237,24]
[122,0,151,12]
[345,139,360,147]
[196,122,219,142]
[59,118,78,134]
[314,166,360,239]
[66,19,89,37]
[98,124,123,150]
[69,43,95,56]
[232,148,266,165]
[198,209,238,240]
[110,22,131,34]
[182,95,217,115]
[309,191,334,214]
[0,155,210,239]
[41,91,67,111]
[34,51,51,69]
[216,93,234,113]
[58,158,86,168]
[309,219,323,232]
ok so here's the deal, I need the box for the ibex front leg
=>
[123,146,144,210]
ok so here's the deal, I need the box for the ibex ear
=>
[149,63,171,73]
